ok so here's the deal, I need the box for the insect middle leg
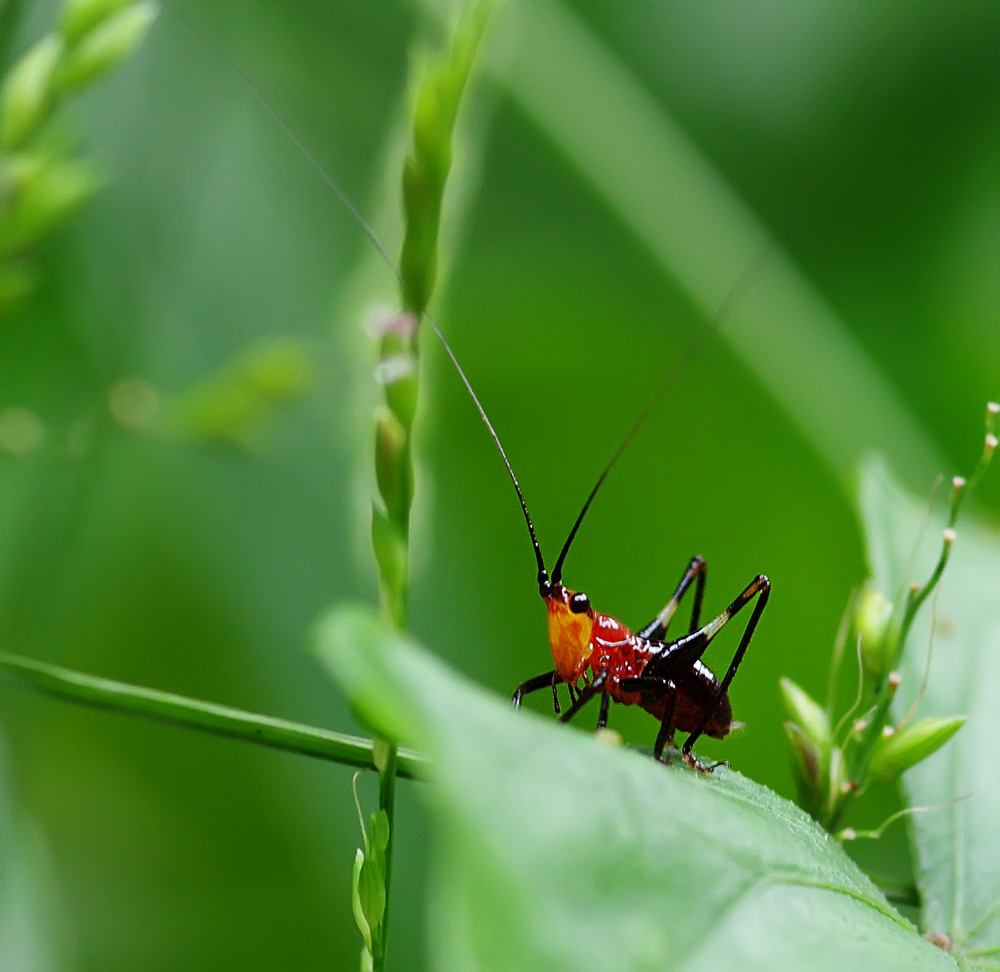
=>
[557,671,608,726]
[596,687,611,730]
[615,673,680,759]
[550,673,611,732]
[638,555,707,641]
[681,573,768,768]
[652,679,678,759]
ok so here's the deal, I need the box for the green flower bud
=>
[411,69,450,189]
[0,36,63,150]
[351,848,373,951]
[779,677,830,749]
[783,722,823,814]
[357,852,385,933]
[825,745,848,819]
[370,809,390,855]
[54,1,158,94]
[375,407,411,524]
[377,354,419,432]
[855,584,894,681]
[400,157,441,318]
[869,716,966,784]
[371,505,408,626]
[61,0,134,47]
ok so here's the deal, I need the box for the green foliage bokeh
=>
[0,1,998,969]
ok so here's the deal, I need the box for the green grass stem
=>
[0,650,426,777]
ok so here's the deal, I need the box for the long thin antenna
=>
[175,11,782,592]
[550,244,773,584]
[167,10,397,276]
[548,49,885,583]
[171,9,549,587]
[425,316,548,587]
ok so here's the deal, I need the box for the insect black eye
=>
[569,592,590,614]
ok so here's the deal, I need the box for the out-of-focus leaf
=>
[315,602,956,972]
[0,35,62,150]
[0,731,72,972]
[858,457,1000,959]
[163,336,315,448]
[61,0,134,47]
[476,0,944,485]
[55,1,158,92]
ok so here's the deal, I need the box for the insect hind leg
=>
[638,555,707,641]
[681,574,770,772]
[628,573,769,773]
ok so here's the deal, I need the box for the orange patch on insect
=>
[546,596,594,683]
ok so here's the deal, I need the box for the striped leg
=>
[634,573,770,773]
[638,555,707,641]
[681,574,769,771]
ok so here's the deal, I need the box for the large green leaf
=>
[859,457,1000,964]
[315,603,956,971]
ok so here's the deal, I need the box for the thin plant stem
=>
[0,650,427,777]
[365,7,495,967]
[375,740,398,964]
[831,636,865,745]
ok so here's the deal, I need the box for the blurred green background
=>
[0,0,998,968]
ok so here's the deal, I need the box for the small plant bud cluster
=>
[0,0,157,313]
[361,9,494,971]
[782,402,995,833]
[351,773,391,972]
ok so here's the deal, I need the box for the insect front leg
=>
[638,555,707,641]
[512,670,560,713]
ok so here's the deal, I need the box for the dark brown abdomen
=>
[641,664,732,738]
